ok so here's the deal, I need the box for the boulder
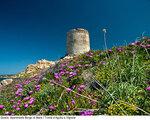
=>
[0,79,13,86]
[81,68,101,90]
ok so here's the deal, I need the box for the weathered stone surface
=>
[81,69,94,82]
[27,59,55,70]
[67,28,90,55]
[0,79,13,86]
[81,69,101,90]
[19,59,55,77]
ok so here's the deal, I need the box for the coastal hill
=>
[0,59,55,87]
[0,37,150,115]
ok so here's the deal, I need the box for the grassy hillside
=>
[0,37,150,115]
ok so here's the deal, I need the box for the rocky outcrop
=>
[81,68,101,90]
[19,59,55,77]
[56,55,74,64]
[0,79,13,86]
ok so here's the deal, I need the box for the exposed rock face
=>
[25,59,55,73]
[0,79,13,86]
[56,55,74,64]
[67,28,90,55]
[81,69,101,90]
[19,59,55,77]
[62,55,74,60]
[81,69,94,84]
[29,59,54,72]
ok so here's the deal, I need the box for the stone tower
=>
[67,28,90,55]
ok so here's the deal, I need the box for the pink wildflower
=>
[0,105,4,110]
[80,110,94,116]
[68,66,74,69]
[28,91,33,95]
[146,86,150,91]
[71,99,75,105]
[24,103,29,108]
[48,105,56,111]
[78,84,86,92]
[116,47,124,52]
[146,44,150,48]
[12,105,17,109]
[10,100,14,103]
[29,98,35,105]
[16,107,20,111]
[54,73,60,79]
[140,44,146,48]
[108,49,113,53]
[66,88,72,92]
[24,96,30,101]
[35,85,40,91]
[15,84,22,89]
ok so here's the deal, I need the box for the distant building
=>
[67,28,90,55]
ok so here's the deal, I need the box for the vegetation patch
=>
[0,37,150,115]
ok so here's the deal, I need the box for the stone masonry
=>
[67,28,90,55]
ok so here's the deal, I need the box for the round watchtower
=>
[67,28,90,55]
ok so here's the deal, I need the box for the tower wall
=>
[67,28,90,55]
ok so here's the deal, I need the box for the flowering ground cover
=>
[0,37,150,115]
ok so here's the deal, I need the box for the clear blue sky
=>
[0,0,150,74]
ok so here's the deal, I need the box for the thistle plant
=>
[102,28,108,50]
